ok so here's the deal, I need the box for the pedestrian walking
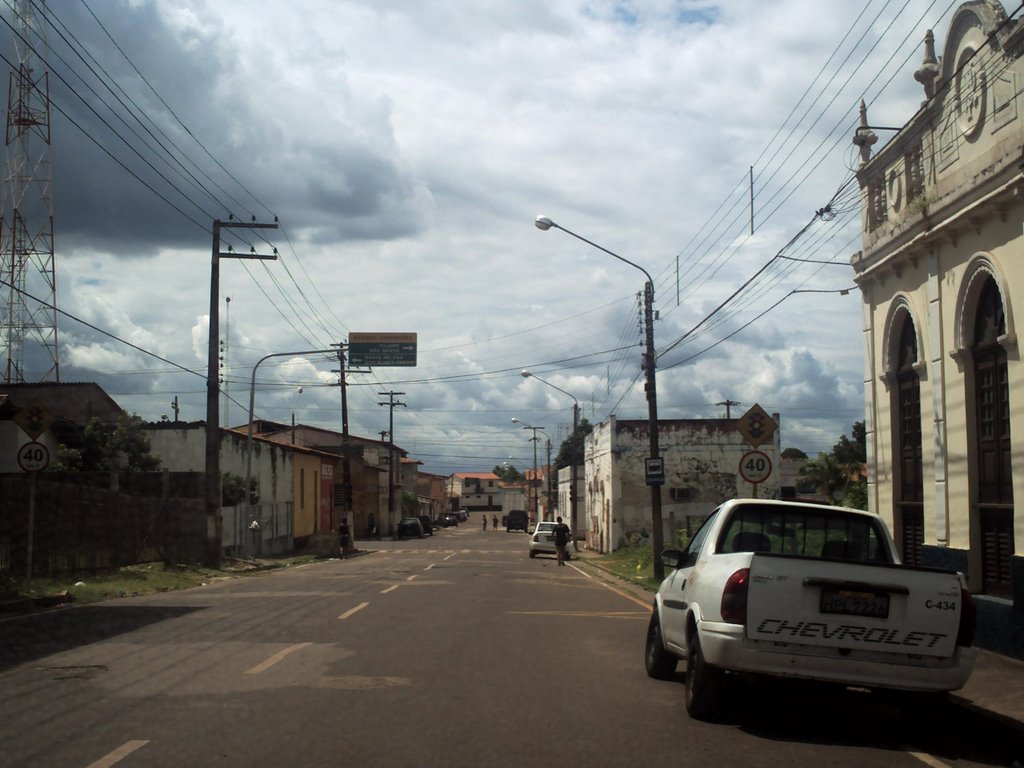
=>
[482,515,488,531]
[552,516,571,566]
[338,520,351,558]
[492,514,498,531]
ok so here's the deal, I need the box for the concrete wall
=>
[585,416,780,552]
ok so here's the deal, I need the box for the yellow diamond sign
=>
[14,401,54,440]
[736,403,777,449]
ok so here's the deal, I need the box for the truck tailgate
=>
[746,554,964,658]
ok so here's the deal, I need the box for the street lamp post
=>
[521,369,580,536]
[512,417,546,523]
[244,348,336,559]
[535,215,665,580]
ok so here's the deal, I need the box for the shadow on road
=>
[654,672,1023,764]
[0,604,201,671]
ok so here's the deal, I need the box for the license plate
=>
[820,589,890,619]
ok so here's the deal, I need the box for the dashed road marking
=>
[338,601,370,620]
[381,585,400,594]
[906,752,951,767]
[245,642,313,674]
[85,740,149,768]
[406,575,417,582]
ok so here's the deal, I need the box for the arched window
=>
[972,277,1013,597]
[894,312,923,565]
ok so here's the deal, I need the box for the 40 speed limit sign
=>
[739,450,772,484]
[17,441,50,473]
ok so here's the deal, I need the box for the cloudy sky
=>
[2,0,970,475]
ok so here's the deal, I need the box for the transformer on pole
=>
[1,0,59,383]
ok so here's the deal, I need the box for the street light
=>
[244,348,336,558]
[535,215,665,580]
[290,386,304,444]
[521,369,580,536]
[512,417,547,523]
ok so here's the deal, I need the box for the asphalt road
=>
[1,526,1020,767]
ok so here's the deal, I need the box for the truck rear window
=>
[718,504,892,563]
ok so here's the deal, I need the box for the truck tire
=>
[685,634,723,721]
[644,613,677,680]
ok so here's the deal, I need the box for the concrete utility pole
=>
[378,391,406,535]
[206,217,277,568]
[331,343,355,532]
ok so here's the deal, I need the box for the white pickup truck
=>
[644,499,977,720]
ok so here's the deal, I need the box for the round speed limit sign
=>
[739,450,772,484]
[17,441,50,473]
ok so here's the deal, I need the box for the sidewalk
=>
[952,648,1024,733]
[573,551,1024,734]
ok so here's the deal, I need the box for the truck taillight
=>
[956,588,976,647]
[721,568,750,624]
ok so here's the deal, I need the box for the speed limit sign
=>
[17,441,50,473]
[739,450,772,484]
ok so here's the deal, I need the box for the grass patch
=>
[589,544,661,591]
[0,555,324,609]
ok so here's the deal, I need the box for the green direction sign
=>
[348,332,417,367]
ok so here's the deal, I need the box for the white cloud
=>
[0,0,957,472]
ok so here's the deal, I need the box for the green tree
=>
[554,418,593,469]
[798,452,847,502]
[781,447,807,460]
[493,464,523,483]
[222,472,252,506]
[798,422,869,510]
[832,421,866,465]
[401,489,419,516]
[48,414,161,473]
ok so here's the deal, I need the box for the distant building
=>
[446,472,502,513]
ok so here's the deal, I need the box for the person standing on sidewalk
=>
[552,516,571,566]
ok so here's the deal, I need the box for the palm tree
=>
[798,453,848,502]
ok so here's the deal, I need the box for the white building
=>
[584,415,780,552]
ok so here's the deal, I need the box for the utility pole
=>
[546,436,553,519]
[717,399,741,419]
[331,343,353,534]
[205,217,277,568]
[378,391,406,535]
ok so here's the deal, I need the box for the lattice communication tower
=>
[1,0,58,383]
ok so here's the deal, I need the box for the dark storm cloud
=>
[13,1,424,255]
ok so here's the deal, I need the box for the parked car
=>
[506,509,529,532]
[396,517,424,539]
[529,521,575,559]
[416,515,434,536]
[441,512,459,527]
[644,498,977,722]
[456,510,468,522]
